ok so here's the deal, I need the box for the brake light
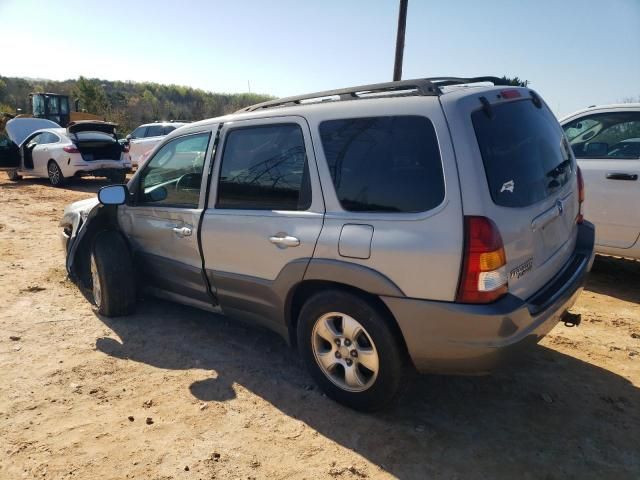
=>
[63,145,80,154]
[456,216,508,304]
[500,89,521,99]
[576,166,585,224]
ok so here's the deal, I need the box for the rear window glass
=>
[472,99,574,208]
[319,116,444,213]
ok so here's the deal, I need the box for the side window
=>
[319,116,445,213]
[146,125,164,137]
[162,126,176,135]
[563,112,640,158]
[138,133,211,208]
[216,124,311,210]
[39,133,59,144]
[131,126,147,139]
[26,133,43,146]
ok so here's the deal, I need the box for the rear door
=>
[444,89,580,300]
[118,130,214,306]
[200,116,324,329]
[562,109,640,249]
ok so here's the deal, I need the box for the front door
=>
[0,135,20,171]
[200,117,324,329]
[564,110,640,249]
[118,130,215,306]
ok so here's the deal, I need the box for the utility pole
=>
[393,0,408,81]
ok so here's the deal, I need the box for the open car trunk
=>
[73,131,123,161]
[68,121,122,161]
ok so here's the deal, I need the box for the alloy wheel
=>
[311,312,380,392]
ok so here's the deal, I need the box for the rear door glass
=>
[472,99,574,208]
[146,125,164,137]
[319,116,444,213]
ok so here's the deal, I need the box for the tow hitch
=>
[562,311,582,328]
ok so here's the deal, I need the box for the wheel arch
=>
[286,279,410,362]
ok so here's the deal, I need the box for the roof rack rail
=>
[240,76,511,112]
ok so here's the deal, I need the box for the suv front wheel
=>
[297,290,405,411]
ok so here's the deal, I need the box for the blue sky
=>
[1,0,638,117]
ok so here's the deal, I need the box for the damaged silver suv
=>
[60,77,595,411]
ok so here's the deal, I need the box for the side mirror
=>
[126,134,132,140]
[98,184,128,205]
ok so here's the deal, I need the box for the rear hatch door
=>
[67,121,117,136]
[445,89,580,300]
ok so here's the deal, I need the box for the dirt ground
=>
[0,175,638,480]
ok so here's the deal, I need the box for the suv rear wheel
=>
[297,290,404,411]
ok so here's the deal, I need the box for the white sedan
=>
[1,118,131,186]
[561,104,640,260]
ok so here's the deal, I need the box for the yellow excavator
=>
[1,92,102,131]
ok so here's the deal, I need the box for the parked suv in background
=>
[126,121,188,167]
[60,77,595,410]
[560,104,640,260]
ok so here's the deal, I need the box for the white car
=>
[1,118,131,186]
[561,104,640,259]
[126,121,187,167]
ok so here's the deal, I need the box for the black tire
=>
[91,230,136,317]
[47,161,65,187]
[108,171,127,184]
[6,169,22,181]
[297,290,405,411]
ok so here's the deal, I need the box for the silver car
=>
[60,77,595,411]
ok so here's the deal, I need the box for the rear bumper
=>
[382,221,596,374]
[73,166,131,177]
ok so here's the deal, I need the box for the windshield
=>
[472,99,574,208]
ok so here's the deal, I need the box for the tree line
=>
[0,75,272,134]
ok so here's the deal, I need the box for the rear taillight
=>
[576,166,585,224]
[63,145,80,154]
[500,89,521,99]
[456,216,508,304]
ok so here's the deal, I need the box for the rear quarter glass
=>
[472,99,575,208]
[318,115,445,213]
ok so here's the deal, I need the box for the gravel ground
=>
[0,175,638,480]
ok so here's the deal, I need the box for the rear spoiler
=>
[67,121,118,136]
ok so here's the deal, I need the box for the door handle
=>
[172,226,192,237]
[269,234,300,248]
[606,172,638,181]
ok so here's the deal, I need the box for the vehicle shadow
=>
[95,298,639,479]
[585,255,640,304]
[1,176,119,194]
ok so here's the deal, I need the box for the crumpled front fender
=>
[59,197,103,280]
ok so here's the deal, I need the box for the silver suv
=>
[60,77,595,411]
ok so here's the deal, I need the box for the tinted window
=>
[138,133,210,208]
[146,125,164,137]
[217,124,311,210]
[562,111,640,159]
[131,126,147,139]
[473,100,574,208]
[319,116,444,213]
[162,126,176,135]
